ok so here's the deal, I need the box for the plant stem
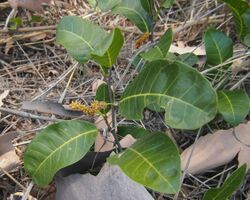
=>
[104,69,122,152]
[149,0,155,43]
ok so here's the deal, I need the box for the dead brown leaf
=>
[21,101,83,117]
[169,44,206,56]
[181,121,250,174]
[0,90,9,107]
[4,40,13,55]
[119,134,136,148]
[0,90,9,117]
[0,133,20,174]
[29,32,47,42]
[8,0,51,11]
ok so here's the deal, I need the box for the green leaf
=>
[96,0,152,32]
[92,28,124,69]
[112,0,153,32]
[140,0,152,14]
[204,28,233,66]
[9,17,22,30]
[56,16,123,69]
[162,0,175,8]
[178,53,198,67]
[108,132,181,194]
[24,120,98,186]
[87,0,97,7]
[141,28,173,61]
[95,83,113,114]
[119,60,217,130]
[117,125,150,138]
[217,90,250,126]
[97,0,121,11]
[244,33,250,46]
[222,0,250,40]
[203,164,247,200]
[30,15,43,23]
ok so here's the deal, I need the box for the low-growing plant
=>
[23,0,250,198]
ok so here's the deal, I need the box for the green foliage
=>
[97,0,152,32]
[95,83,113,114]
[97,0,121,11]
[243,33,250,46]
[117,125,150,138]
[204,28,233,65]
[91,28,124,72]
[202,164,247,200]
[141,28,173,61]
[23,2,249,195]
[30,15,43,23]
[178,53,198,66]
[222,0,250,45]
[9,17,22,30]
[119,60,217,130]
[87,0,97,7]
[140,0,152,14]
[112,0,153,32]
[108,132,181,194]
[56,16,123,72]
[162,0,175,8]
[217,90,250,126]
[24,120,98,186]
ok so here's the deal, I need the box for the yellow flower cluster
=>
[135,32,150,49]
[69,101,107,116]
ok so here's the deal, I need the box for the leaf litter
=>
[181,121,250,174]
[0,0,250,199]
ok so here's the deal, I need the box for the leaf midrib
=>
[220,92,236,122]
[128,147,177,193]
[58,29,95,51]
[227,5,244,37]
[115,6,149,32]
[209,31,223,63]
[120,93,207,115]
[208,172,242,200]
[32,129,97,177]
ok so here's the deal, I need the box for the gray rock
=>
[56,164,154,200]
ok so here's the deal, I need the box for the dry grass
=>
[0,0,250,199]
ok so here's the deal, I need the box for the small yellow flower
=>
[135,32,150,49]
[69,101,107,116]
[91,101,107,110]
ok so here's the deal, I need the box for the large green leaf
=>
[108,132,181,194]
[204,28,233,66]
[96,0,152,32]
[222,0,250,43]
[92,28,124,69]
[178,53,198,67]
[217,90,250,126]
[141,28,173,61]
[119,60,217,130]
[203,164,247,200]
[112,0,153,32]
[140,0,152,14]
[97,0,121,11]
[56,16,123,69]
[24,120,98,186]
